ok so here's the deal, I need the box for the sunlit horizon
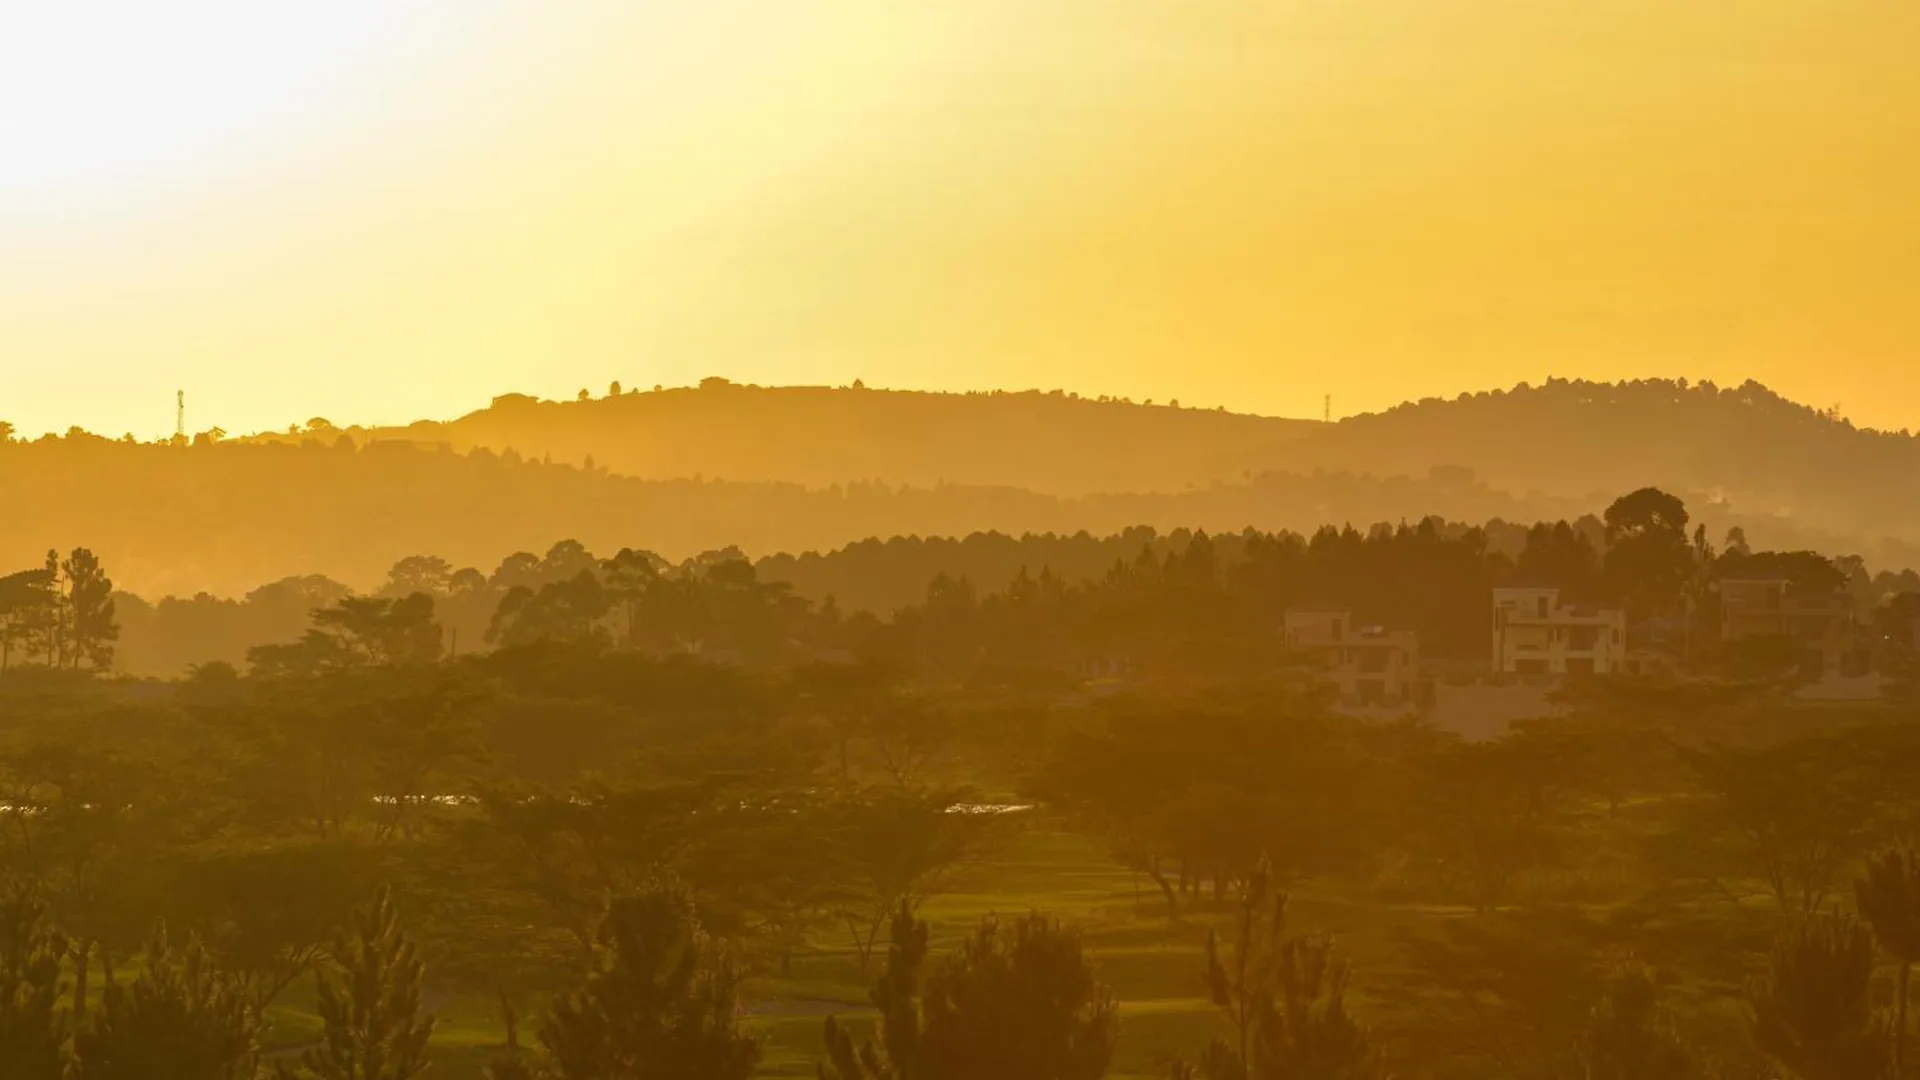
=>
[5,1,1918,440]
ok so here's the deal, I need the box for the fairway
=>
[309,826,1495,1079]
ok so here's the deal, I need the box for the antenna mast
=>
[175,390,186,443]
[1323,394,1331,424]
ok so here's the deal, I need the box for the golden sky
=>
[3,0,1917,440]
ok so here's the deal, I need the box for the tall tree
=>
[1188,864,1382,1080]
[62,547,119,671]
[1601,487,1695,619]
[302,888,436,1080]
[540,888,760,1080]
[0,567,56,670]
[819,899,928,1080]
[1856,847,1920,1073]
[1749,914,1893,1080]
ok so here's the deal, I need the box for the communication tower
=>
[176,390,185,442]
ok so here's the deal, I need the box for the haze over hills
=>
[8,376,1920,599]
[254,380,1319,496]
[264,375,1920,533]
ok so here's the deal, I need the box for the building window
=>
[1537,597,1549,619]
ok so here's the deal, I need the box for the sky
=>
[2,0,1918,440]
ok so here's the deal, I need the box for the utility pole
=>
[175,390,186,444]
[1323,394,1331,424]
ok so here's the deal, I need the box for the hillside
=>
[1247,378,1920,541]
[254,379,1920,549]
[3,430,1910,602]
[254,381,1319,496]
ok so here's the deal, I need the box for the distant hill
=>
[3,432,1907,602]
[0,434,1546,598]
[1244,378,1920,543]
[254,381,1319,496]
[12,377,1920,599]
[257,378,1920,551]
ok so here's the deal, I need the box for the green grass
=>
[258,822,1762,1078]
[352,826,1455,1079]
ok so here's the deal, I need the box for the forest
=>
[4,487,1920,1077]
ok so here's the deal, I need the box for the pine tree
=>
[822,901,1116,1080]
[61,547,119,672]
[1857,846,1920,1074]
[0,887,69,1080]
[819,899,928,1080]
[1750,914,1894,1080]
[1187,863,1383,1080]
[1576,964,1695,1080]
[917,912,1117,1080]
[540,888,760,1080]
[302,888,436,1080]
[71,926,263,1080]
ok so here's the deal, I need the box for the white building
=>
[1490,587,1627,677]
[1284,606,1431,708]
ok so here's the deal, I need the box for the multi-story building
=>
[1490,587,1627,677]
[1718,578,1866,677]
[1283,606,1430,708]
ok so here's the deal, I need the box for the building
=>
[1283,606,1431,708]
[1718,578,1866,677]
[1490,587,1627,677]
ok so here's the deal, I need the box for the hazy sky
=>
[3,0,1917,439]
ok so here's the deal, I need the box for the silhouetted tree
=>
[382,556,455,599]
[819,899,928,1080]
[1187,863,1382,1080]
[1749,915,1892,1080]
[488,572,611,650]
[61,547,119,671]
[1602,487,1695,619]
[540,888,759,1080]
[825,903,1115,1080]
[71,927,262,1080]
[0,566,56,670]
[302,888,436,1080]
[916,913,1117,1080]
[1856,846,1920,1073]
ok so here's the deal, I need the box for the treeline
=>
[72,489,1920,679]
[5,422,1914,603]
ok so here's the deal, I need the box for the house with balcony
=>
[1718,577,1867,678]
[1283,606,1432,709]
[1491,587,1627,677]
